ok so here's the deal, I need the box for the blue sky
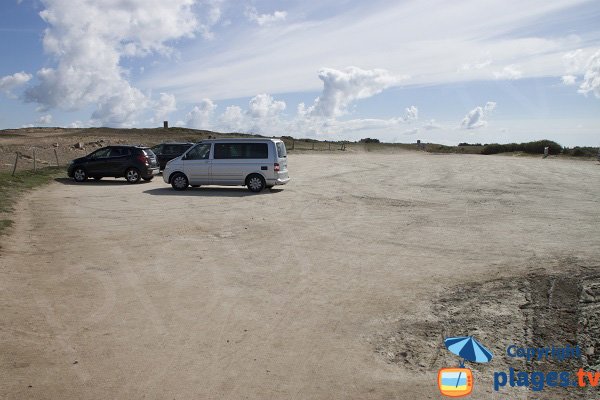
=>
[0,0,599,146]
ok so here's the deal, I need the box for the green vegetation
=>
[359,138,381,143]
[424,143,483,154]
[0,167,64,236]
[563,146,599,157]
[481,140,562,155]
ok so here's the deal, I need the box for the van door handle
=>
[261,166,268,170]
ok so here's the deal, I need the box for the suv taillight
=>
[136,154,149,164]
[274,163,280,172]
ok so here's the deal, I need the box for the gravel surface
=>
[1,152,599,399]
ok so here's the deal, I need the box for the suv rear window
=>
[214,143,268,159]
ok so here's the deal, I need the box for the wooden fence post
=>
[33,148,37,172]
[312,142,315,150]
[291,140,295,150]
[328,142,331,150]
[12,153,18,176]
[54,148,60,167]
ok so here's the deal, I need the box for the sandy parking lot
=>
[1,152,599,399]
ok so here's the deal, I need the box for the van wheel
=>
[171,173,189,191]
[73,168,87,182]
[247,174,266,192]
[126,168,141,184]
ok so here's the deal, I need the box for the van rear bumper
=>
[271,177,290,186]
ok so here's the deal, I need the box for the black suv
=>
[150,142,194,170]
[67,145,159,183]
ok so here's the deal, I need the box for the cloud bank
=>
[23,0,199,126]
[179,67,416,138]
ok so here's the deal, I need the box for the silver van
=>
[162,138,290,192]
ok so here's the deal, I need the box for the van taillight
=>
[274,163,280,172]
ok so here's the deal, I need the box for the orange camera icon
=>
[438,367,473,397]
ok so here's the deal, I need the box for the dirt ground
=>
[1,151,599,399]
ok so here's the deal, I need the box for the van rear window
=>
[214,143,268,159]
[276,142,287,158]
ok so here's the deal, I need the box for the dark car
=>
[150,142,194,170]
[67,145,160,183]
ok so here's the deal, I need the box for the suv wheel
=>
[171,173,188,191]
[73,168,87,182]
[125,168,141,184]
[247,174,266,192]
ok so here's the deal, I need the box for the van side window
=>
[214,143,268,159]
[186,144,211,160]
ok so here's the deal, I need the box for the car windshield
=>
[185,144,211,160]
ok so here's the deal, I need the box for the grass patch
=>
[0,166,64,236]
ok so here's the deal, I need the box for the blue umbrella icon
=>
[444,336,493,364]
[444,336,493,388]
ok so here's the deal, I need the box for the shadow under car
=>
[143,186,283,197]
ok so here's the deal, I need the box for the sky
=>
[0,0,599,146]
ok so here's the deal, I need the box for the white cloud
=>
[461,107,486,129]
[219,105,245,131]
[563,49,585,74]
[0,71,32,97]
[37,114,53,124]
[91,86,149,127]
[248,94,286,118]
[484,101,497,112]
[423,119,442,130]
[404,105,418,122]
[461,102,496,129]
[494,64,522,80]
[186,99,217,129]
[245,6,287,26]
[561,75,577,85]
[578,50,600,98]
[197,0,225,39]
[403,128,419,135]
[460,59,492,72]
[153,93,177,123]
[22,0,199,126]
[301,67,401,118]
